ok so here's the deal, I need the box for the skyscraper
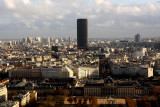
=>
[48,37,51,48]
[35,37,41,43]
[77,19,88,50]
[69,36,72,44]
[135,33,141,42]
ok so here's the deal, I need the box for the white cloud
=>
[71,2,79,8]
[45,0,53,6]
[97,20,115,27]
[0,19,10,24]
[104,1,113,9]
[0,0,160,38]
[23,0,31,5]
[13,13,21,18]
[55,21,65,26]
[94,0,104,5]
[43,21,51,29]
[4,0,16,9]
[116,5,142,16]
[88,15,97,19]
[20,19,39,30]
[56,15,64,19]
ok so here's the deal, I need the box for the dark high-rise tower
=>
[77,19,88,49]
[135,33,141,42]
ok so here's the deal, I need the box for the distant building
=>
[48,37,51,48]
[139,67,153,78]
[51,46,58,52]
[154,42,160,50]
[112,66,138,76]
[84,76,137,97]
[12,91,30,107]
[69,36,72,44]
[41,37,50,45]
[77,19,88,50]
[0,101,19,107]
[35,37,41,43]
[0,85,7,103]
[23,37,32,44]
[78,67,99,79]
[9,66,73,79]
[42,66,73,78]
[9,68,41,78]
[111,66,153,78]
[24,37,27,43]
[135,33,141,42]
[135,48,147,58]
[55,38,59,44]
[0,79,9,85]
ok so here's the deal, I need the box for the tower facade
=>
[77,19,88,50]
[135,33,141,42]
[69,36,72,44]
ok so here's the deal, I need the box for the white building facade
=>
[78,67,99,79]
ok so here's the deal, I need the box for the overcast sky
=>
[0,0,160,39]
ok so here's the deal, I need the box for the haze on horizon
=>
[0,0,160,39]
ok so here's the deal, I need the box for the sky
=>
[0,0,160,39]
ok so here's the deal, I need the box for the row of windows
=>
[84,87,137,96]
[85,88,101,95]
[11,72,41,77]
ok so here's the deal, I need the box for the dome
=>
[104,76,113,84]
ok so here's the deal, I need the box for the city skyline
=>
[1,3,160,105]
[0,0,160,39]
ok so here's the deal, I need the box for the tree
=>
[144,101,151,107]
[157,95,160,106]
[54,88,63,95]
[78,97,82,105]
[136,99,143,107]
[76,97,83,107]
[46,95,54,101]
[125,97,136,107]
[39,95,55,107]
[67,96,73,104]
[91,96,97,106]
[151,86,160,96]
[89,97,92,104]
[74,97,77,104]
[101,67,105,75]
[63,89,69,96]
[54,95,66,104]
[54,89,58,95]
[83,95,88,105]
[54,88,69,96]
[58,88,64,95]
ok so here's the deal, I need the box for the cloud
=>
[88,15,97,19]
[23,0,31,5]
[4,0,16,9]
[116,5,142,16]
[0,0,160,38]
[13,13,21,18]
[94,0,104,5]
[97,20,115,27]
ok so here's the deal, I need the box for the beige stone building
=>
[0,101,19,107]
[9,66,73,78]
[9,68,41,78]
[84,84,103,96]
[12,91,37,107]
[116,86,136,97]
[0,85,7,103]
[84,76,150,97]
